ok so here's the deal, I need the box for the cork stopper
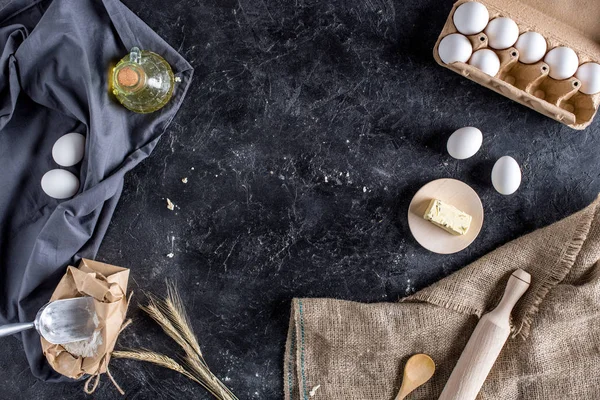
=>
[117,66,140,87]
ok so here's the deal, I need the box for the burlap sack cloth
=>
[40,259,130,394]
[285,197,600,399]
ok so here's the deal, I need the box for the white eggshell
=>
[544,47,579,80]
[438,33,473,65]
[575,63,600,95]
[491,156,521,195]
[468,49,500,76]
[447,127,483,160]
[453,2,489,35]
[41,169,80,199]
[514,32,547,64]
[52,132,85,167]
[484,17,519,50]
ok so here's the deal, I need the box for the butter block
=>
[423,199,472,236]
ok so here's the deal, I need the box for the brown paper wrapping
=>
[41,259,130,379]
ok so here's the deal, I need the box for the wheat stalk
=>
[112,350,224,399]
[139,298,198,359]
[185,355,237,399]
[113,350,199,384]
[165,282,203,359]
[118,283,238,400]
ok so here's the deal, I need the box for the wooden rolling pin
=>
[438,269,531,400]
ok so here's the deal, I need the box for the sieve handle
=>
[0,322,35,338]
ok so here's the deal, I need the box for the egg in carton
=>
[434,0,600,130]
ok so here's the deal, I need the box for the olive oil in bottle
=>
[111,47,176,113]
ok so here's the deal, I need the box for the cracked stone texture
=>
[1,0,599,398]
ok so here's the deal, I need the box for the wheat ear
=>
[139,286,238,400]
[139,298,198,359]
[113,350,225,399]
[164,282,204,359]
[112,350,200,384]
[156,285,237,399]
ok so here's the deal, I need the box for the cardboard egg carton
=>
[434,0,600,130]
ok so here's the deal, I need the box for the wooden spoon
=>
[395,354,436,400]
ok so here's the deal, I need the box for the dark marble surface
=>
[1,0,600,398]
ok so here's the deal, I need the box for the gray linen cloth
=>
[0,0,192,381]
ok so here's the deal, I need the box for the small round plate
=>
[407,178,483,254]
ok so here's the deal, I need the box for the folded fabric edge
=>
[403,195,600,340]
[0,0,46,25]
[283,303,296,400]
[401,292,483,317]
[285,299,316,400]
[515,196,599,338]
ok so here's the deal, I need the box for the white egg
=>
[484,17,519,50]
[453,2,489,35]
[447,127,483,160]
[491,156,521,195]
[41,169,80,199]
[468,49,500,76]
[514,32,547,64]
[544,47,579,80]
[52,132,85,167]
[575,63,600,95]
[438,33,473,65]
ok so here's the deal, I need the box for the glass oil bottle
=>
[111,47,176,113]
